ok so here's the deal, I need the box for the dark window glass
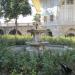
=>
[50,15,54,21]
[44,16,47,22]
[67,0,73,4]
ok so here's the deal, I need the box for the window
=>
[44,16,47,22]
[50,15,54,21]
[67,0,74,4]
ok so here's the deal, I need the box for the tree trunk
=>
[15,17,18,34]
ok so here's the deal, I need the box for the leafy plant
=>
[0,45,75,75]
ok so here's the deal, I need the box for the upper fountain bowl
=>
[27,29,46,33]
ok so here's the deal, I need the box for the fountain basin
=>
[26,41,49,47]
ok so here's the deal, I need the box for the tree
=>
[1,0,31,34]
[0,0,3,17]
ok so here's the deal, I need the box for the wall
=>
[40,0,75,36]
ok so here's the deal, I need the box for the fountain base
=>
[26,41,49,54]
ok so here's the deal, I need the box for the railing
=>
[0,23,33,27]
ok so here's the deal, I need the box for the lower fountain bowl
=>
[26,41,49,47]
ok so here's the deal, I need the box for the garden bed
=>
[0,45,75,75]
[0,35,75,75]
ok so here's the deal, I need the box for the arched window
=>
[65,28,75,37]
[9,29,21,35]
[66,33,75,37]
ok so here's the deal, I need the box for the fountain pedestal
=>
[26,23,49,54]
[26,29,48,53]
[28,29,45,42]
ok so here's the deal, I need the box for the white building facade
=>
[33,0,75,36]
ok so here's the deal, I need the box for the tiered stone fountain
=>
[26,23,49,53]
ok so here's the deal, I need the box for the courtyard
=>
[0,35,74,75]
[0,0,75,75]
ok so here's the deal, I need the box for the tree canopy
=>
[0,0,3,17]
[1,0,31,19]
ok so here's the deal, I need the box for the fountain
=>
[26,22,49,53]
[26,24,48,51]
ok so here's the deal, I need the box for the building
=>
[0,0,75,36]
[32,0,75,36]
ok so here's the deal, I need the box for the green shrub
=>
[0,45,75,75]
[42,35,75,47]
[0,35,75,47]
[0,35,32,46]
[1,35,75,75]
